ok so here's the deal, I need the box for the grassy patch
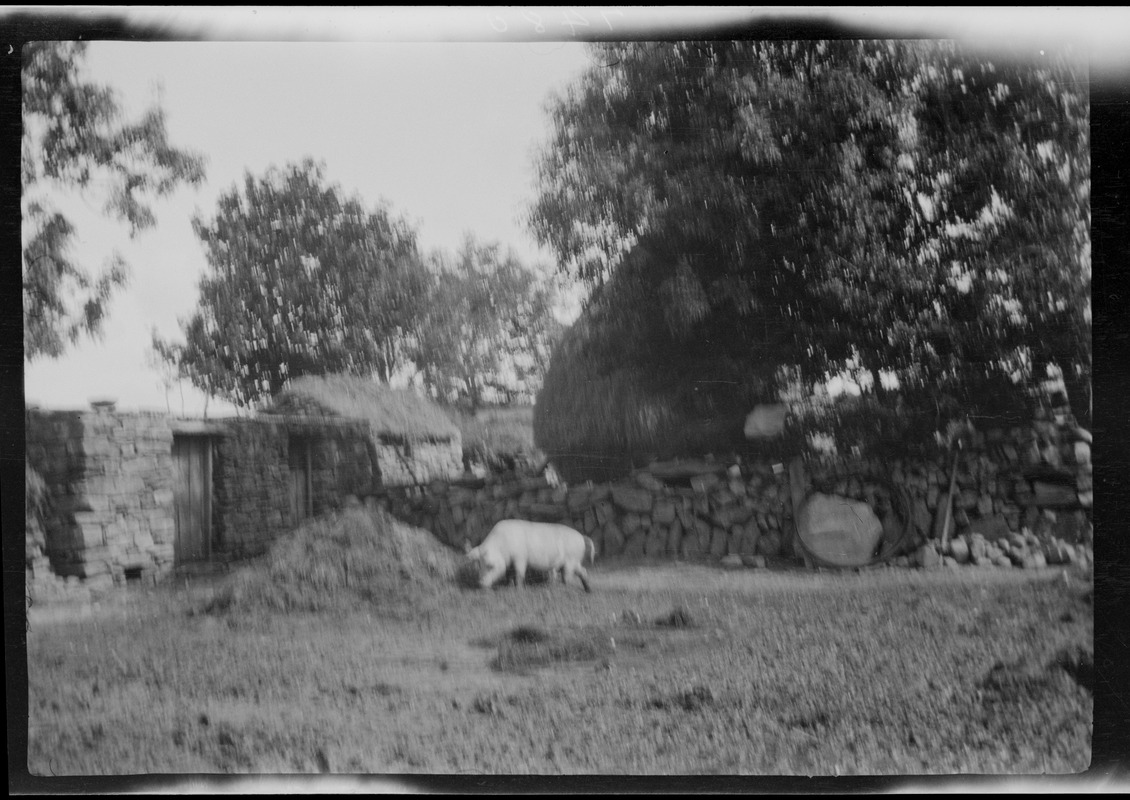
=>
[28,567,1092,775]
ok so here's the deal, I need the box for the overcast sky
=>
[23,38,594,415]
[18,7,1128,417]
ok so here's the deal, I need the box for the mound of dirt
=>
[200,507,461,616]
[492,626,614,673]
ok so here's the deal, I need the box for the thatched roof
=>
[534,247,792,483]
[268,374,459,442]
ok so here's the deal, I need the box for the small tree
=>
[412,236,564,409]
[22,41,206,361]
[155,159,431,408]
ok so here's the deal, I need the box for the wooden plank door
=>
[172,435,212,564]
[289,437,312,525]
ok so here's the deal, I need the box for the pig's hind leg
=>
[568,563,592,593]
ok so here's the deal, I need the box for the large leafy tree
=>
[529,41,1090,433]
[412,236,564,409]
[155,159,430,408]
[22,41,207,360]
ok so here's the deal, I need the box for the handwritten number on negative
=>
[600,9,624,30]
[561,9,590,36]
[521,9,546,34]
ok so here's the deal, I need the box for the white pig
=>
[465,520,595,592]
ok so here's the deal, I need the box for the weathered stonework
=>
[211,415,375,559]
[382,417,1093,569]
[26,407,176,588]
[26,402,443,596]
[210,418,289,560]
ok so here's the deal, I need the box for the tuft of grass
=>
[655,606,697,629]
[507,624,551,644]
[1051,645,1094,694]
[979,660,1063,705]
[649,685,716,712]
[201,507,460,616]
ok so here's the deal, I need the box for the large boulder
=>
[795,493,884,568]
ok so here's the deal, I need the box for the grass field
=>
[27,560,1092,777]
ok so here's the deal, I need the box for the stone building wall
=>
[25,408,381,586]
[210,418,290,560]
[308,422,379,512]
[211,416,376,559]
[25,407,176,590]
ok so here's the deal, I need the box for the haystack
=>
[534,246,788,483]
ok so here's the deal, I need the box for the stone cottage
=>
[25,379,462,591]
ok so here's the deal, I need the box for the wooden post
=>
[788,456,814,568]
[938,443,961,551]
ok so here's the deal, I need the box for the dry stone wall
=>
[380,416,1093,571]
[26,408,176,590]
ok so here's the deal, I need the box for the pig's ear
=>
[463,540,476,557]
